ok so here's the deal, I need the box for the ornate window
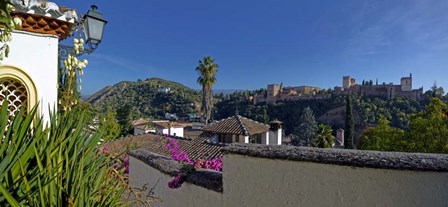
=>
[0,65,38,123]
[0,78,28,122]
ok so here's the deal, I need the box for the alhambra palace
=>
[252,74,424,104]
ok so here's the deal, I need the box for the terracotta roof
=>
[152,121,184,129]
[104,133,222,160]
[132,119,184,130]
[132,118,150,126]
[11,0,78,40]
[12,12,74,40]
[135,124,155,131]
[201,115,269,136]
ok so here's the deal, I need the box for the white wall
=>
[222,154,448,207]
[170,127,184,137]
[130,150,448,207]
[268,129,282,145]
[156,127,184,137]
[2,31,59,123]
[129,156,223,207]
[158,128,169,135]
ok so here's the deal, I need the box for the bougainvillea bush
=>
[163,135,223,188]
[106,134,223,189]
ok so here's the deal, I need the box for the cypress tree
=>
[116,103,133,136]
[345,95,355,149]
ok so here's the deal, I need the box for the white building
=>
[1,0,77,123]
[132,118,156,135]
[158,87,170,93]
[200,115,282,145]
[132,118,185,137]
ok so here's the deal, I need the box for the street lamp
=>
[81,5,108,51]
[58,5,107,57]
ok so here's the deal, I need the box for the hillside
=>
[87,78,201,119]
[214,91,426,135]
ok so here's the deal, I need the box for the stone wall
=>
[129,144,448,207]
[128,150,223,207]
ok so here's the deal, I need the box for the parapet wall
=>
[129,144,448,207]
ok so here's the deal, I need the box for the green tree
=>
[262,105,269,124]
[315,124,335,148]
[430,81,445,98]
[357,116,405,151]
[99,107,121,141]
[196,56,218,124]
[116,103,133,136]
[292,107,318,146]
[358,98,448,154]
[405,98,448,153]
[345,95,355,149]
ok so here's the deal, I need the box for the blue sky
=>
[62,0,448,95]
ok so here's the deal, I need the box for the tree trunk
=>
[207,85,214,124]
[202,87,208,124]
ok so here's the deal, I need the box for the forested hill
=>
[214,92,428,135]
[86,78,201,119]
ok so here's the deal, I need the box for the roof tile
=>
[104,133,222,161]
[201,115,269,136]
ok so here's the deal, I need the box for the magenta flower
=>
[163,135,223,189]
[168,173,186,189]
[100,146,110,154]
[165,137,193,164]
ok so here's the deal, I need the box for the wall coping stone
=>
[129,149,223,192]
[222,143,448,172]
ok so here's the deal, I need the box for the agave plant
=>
[0,102,128,206]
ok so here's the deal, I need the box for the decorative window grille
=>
[0,78,28,124]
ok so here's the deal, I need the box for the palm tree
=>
[315,124,335,148]
[196,56,218,124]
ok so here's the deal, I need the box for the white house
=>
[200,115,283,145]
[132,118,156,135]
[132,118,185,137]
[1,0,77,123]
[152,121,184,137]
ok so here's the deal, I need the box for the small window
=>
[0,65,38,124]
[0,78,28,124]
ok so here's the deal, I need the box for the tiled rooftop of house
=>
[201,115,270,136]
[152,121,184,129]
[104,132,223,160]
[12,0,77,40]
[132,118,186,130]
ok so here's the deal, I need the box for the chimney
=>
[269,120,283,145]
[336,129,344,148]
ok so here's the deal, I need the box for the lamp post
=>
[81,5,108,51]
[58,5,107,58]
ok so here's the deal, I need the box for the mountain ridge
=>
[86,77,202,119]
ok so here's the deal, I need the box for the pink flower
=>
[163,135,223,189]
[100,146,110,154]
[168,173,186,189]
